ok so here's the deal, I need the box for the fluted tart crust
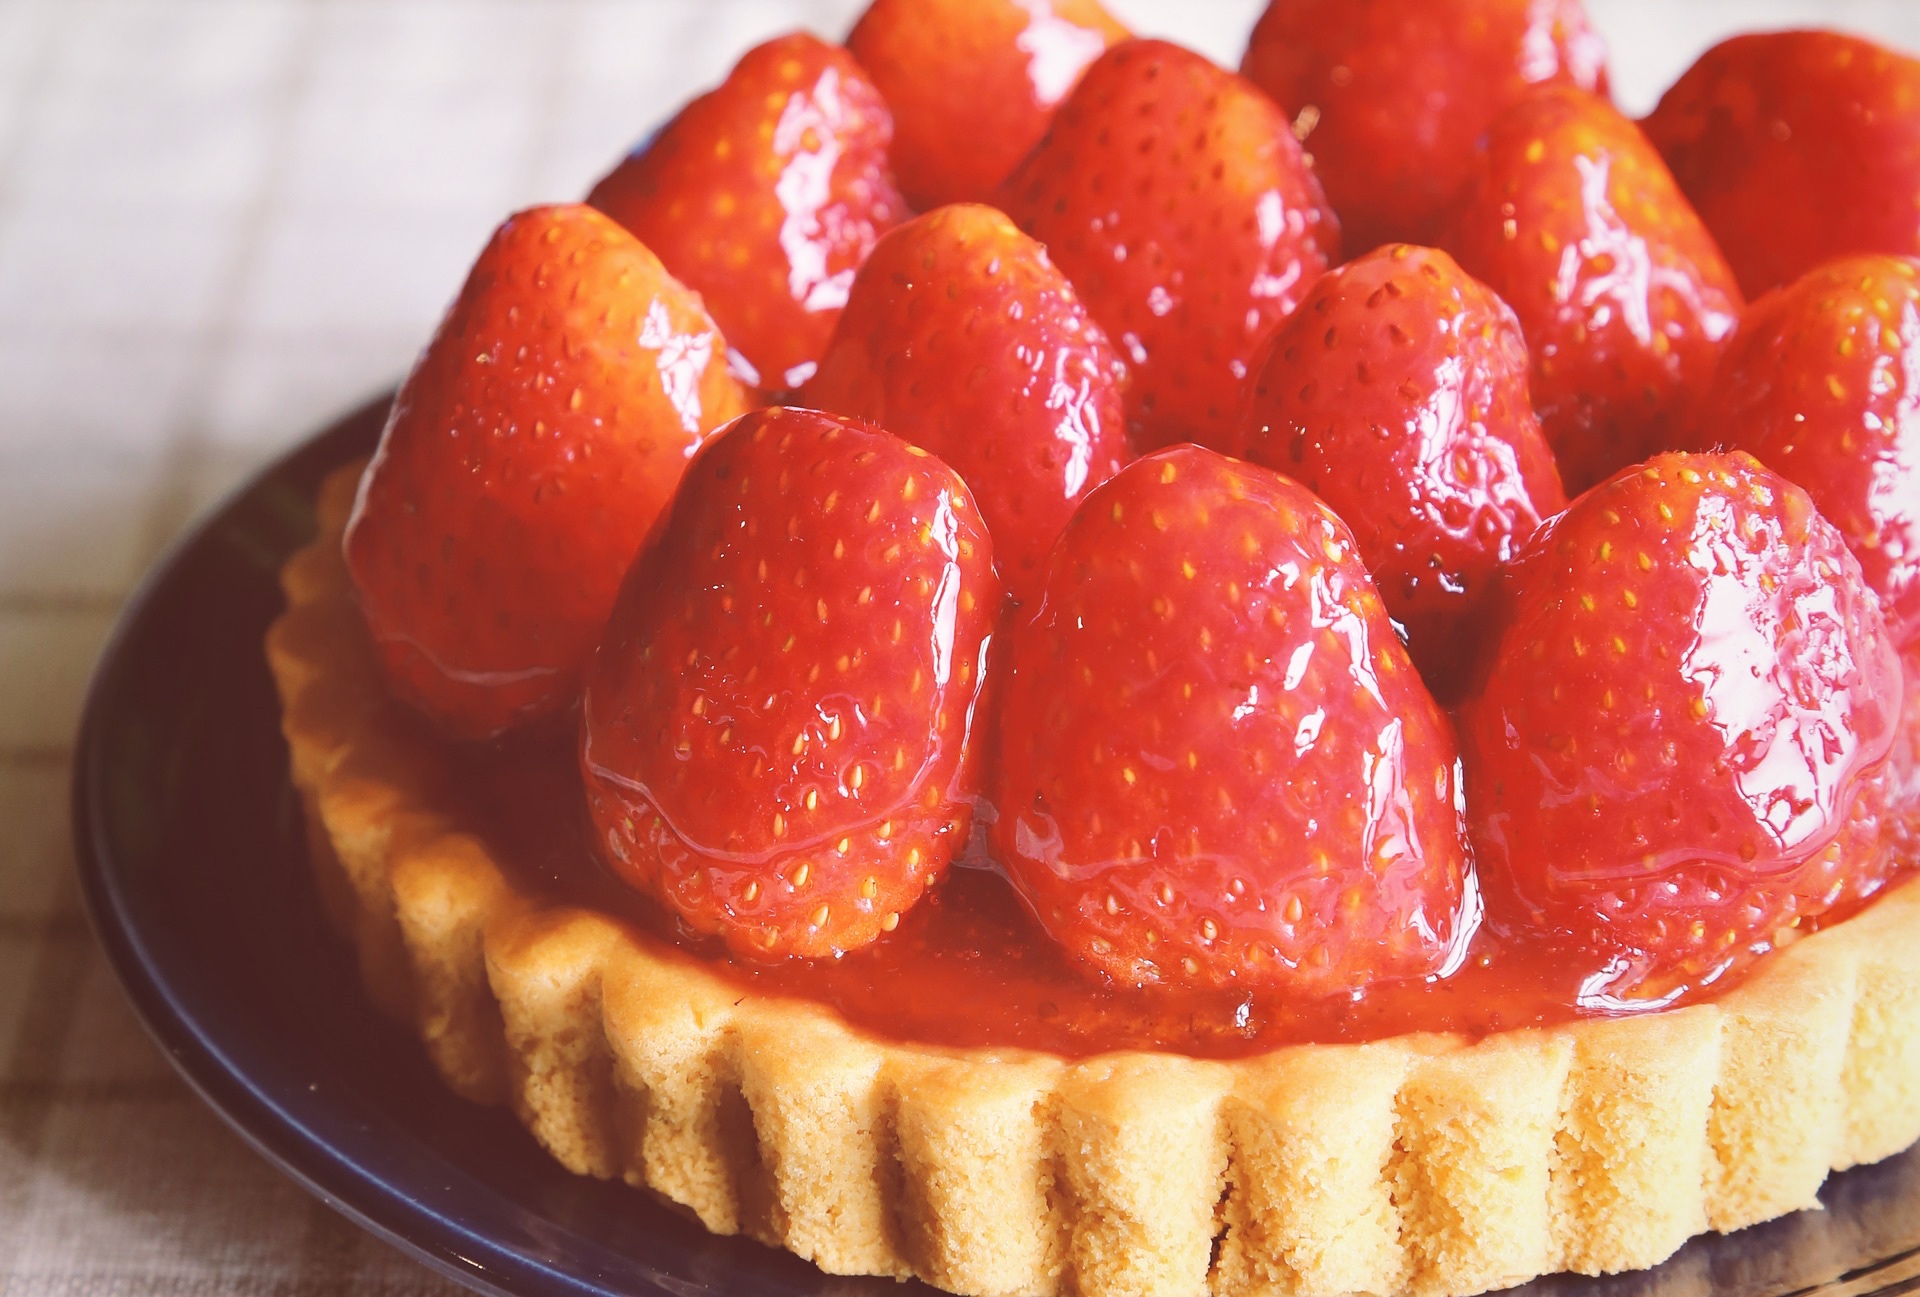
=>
[268,460,1920,1297]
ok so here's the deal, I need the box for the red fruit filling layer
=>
[437,721,1903,1061]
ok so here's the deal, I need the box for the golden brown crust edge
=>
[269,461,1920,1297]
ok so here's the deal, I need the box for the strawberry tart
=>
[267,3,1920,1296]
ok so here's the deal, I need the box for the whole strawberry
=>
[1460,453,1904,1005]
[588,33,906,392]
[1241,0,1609,255]
[996,39,1340,453]
[1642,31,1920,300]
[803,204,1131,603]
[847,0,1129,209]
[345,205,750,740]
[1694,254,1920,647]
[992,446,1470,993]
[1237,244,1566,697]
[581,407,1000,959]
[1442,86,1742,494]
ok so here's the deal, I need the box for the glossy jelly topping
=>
[319,0,1920,1072]
[1240,0,1609,254]
[344,204,749,740]
[1461,453,1904,1005]
[996,39,1340,452]
[1891,644,1920,859]
[802,203,1131,604]
[1442,86,1742,494]
[1237,244,1567,697]
[588,32,906,391]
[992,447,1472,993]
[846,0,1129,209]
[580,408,1000,959]
[1700,254,1920,648]
[453,718,1897,1060]
[1643,30,1920,299]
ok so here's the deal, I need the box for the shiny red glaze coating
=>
[995,39,1340,454]
[992,446,1471,993]
[587,33,906,392]
[1241,0,1608,256]
[802,204,1132,604]
[1443,86,1742,494]
[451,722,1902,1059]
[847,0,1129,209]
[343,205,750,740]
[1237,245,1567,698]
[1890,645,1920,860]
[1695,254,1920,648]
[1642,31,1920,300]
[1460,452,1904,1005]
[580,407,1000,959]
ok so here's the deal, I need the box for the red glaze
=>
[343,205,749,740]
[587,33,906,392]
[1695,254,1920,648]
[847,0,1129,209]
[1460,452,1904,1006]
[1891,645,1920,860]
[441,714,1908,1059]
[1241,0,1609,256]
[802,204,1132,604]
[992,446,1471,993]
[1237,244,1567,698]
[1443,86,1743,494]
[1642,31,1920,300]
[580,407,1000,959]
[996,39,1340,453]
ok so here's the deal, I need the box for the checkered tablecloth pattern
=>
[4,1,1920,1291]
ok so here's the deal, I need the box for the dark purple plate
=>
[71,396,1920,1297]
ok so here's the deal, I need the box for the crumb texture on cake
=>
[271,461,1920,1297]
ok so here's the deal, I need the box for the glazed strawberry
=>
[802,204,1130,603]
[847,0,1129,209]
[581,407,999,959]
[1442,87,1742,495]
[344,205,750,740]
[992,446,1470,993]
[1237,244,1566,697]
[1693,254,1920,647]
[996,39,1339,453]
[1241,0,1608,255]
[587,33,906,392]
[1642,31,1920,300]
[1460,453,1904,1005]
